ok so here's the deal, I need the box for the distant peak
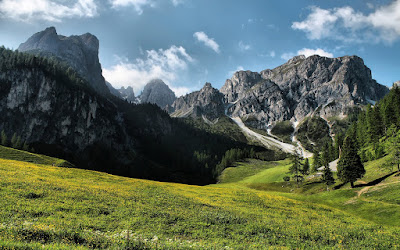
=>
[287,55,306,64]
[44,26,57,34]
[203,82,212,89]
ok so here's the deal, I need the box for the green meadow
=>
[0,146,399,249]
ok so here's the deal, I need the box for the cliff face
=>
[18,27,110,96]
[219,55,389,128]
[139,79,176,109]
[171,82,225,120]
[0,67,134,170]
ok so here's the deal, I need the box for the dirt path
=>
[357,180,400,197]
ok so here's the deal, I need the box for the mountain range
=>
[0,27,392,183]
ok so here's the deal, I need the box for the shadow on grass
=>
[354,171,398,188]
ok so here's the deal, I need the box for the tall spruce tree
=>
[1,130,7,146]
[289,150,304,187]
[302,158,310,175]
[337,136,365,188]
[10,133,17,148]
[322,165,335,191]
[312,151,321,173]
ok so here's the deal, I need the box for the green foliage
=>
[288,151,304,187]
[301,158,310,175]
[322,166,335,188]
[297,116,331,152]
[271,121,294,143]
[10,133,17,148]
[337,136,365,188]
[312,151,321,173]
[1,130,7,146]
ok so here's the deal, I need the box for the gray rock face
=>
[18,27,110,96]
[171,82,225,120]
[393,81,400,88]
[0,67,133,167]
[220,55,389,128]
[139,79,176,109]
[106,81,122,98]
[118,86,137,103]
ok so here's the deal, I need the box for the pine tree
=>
[302,158,310,175]
[337,136,365,188]
[312,151,321,173]
[1,130,7,146]
[22,141,29,151]
[289,150,304,187]
[10,133,17,148]
[322,165,335,191]
[15,136,22,149]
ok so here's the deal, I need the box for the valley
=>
[0,146,399,249]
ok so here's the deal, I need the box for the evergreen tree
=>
[312,151,320,173]
[10,133,17,148]
[15,136,22,149]
[1,130,7,146]
[322,165,335,191]
[288,150,304,187]
[22,141,29,151]
[337,136,365,188]
[301,158,310,175]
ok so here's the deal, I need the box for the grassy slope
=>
[1,148,399,249]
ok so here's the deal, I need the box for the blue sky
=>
[0,0,399,96]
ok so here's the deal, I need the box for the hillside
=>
[0,147,399,249]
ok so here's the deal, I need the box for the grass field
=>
[0,147,399,249]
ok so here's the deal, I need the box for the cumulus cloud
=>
[228,66,244,76]
[238,41,251,51]
[103,45,193,96]
[281,48,333,61]
[292,0,400,44]
[110,0,185,14]
[193,31,220,53]
[297,48,333,58]
[0,0,98,22]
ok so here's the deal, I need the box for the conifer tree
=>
[322,165,335,191]
[302,158,310,175]
[337,136,365,188]
[289,150,304,187]
[1,130,7,146]
[312,151,320,173]
[15,136,22,149]
[10,133,17,148]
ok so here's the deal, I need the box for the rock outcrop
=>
[171,82,225,120]
[18,27,110,96]
[139,79,176,109]
[220,55,389,128]
[118,86,137,103]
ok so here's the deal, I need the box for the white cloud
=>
[292,1,400,44]
[110,0,154,14]
[238,41,251,51]
[0,0,97,22]
[193,31,220,53]
[110,0,184,14]
[228,66,244,76]
[269,51,276,58]
[297,48,333,58]
[281,52,296,61]
[103,45,193,95]
[281,48,333,61]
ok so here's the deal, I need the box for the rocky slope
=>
[118,86,137,103]
[139,79,176,109]
[171,82,224,120]
[220,55,389,129]
[18,27,110,96]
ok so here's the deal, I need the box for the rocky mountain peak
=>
[18,27,109,96]
[139,79,176,109]
[171,82,224,120]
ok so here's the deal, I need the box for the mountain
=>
[17,27,110,96]
[118,86,137,103]
[139,79,176,109]
[220,55,389,128]
[171,82,225,121]
[106,81,122,98]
